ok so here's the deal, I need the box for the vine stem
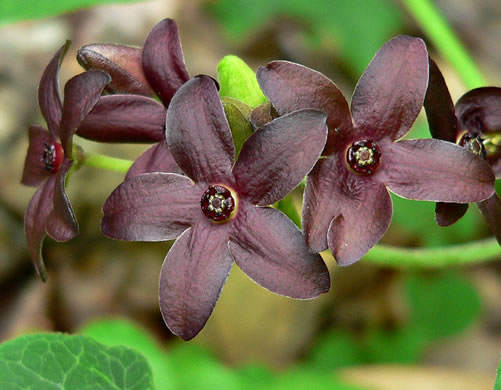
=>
[401,0,487,89]
[82,153,133,173]
[363,237,500,268]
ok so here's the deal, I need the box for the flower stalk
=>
[82,153,133,173]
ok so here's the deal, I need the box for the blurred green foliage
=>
[0,0,147,25]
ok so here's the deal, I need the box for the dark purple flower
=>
[257,35,495,266]
[101,76,330,340]
[21,42,110,281]
[76,18,188,179]
[424,58,501,242]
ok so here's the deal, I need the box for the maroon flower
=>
[424,58,501,242]
[101,76,330,340]
[21,42,110,280]
[77,18,189,176]
[257,35,495,266]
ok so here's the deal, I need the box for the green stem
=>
[363,237,500,268]
[82,153,133,173]
[402,0,487,89]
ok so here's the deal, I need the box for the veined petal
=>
[229,204,330,298]
[351,35,428,141]
[257,61,352,135]
[424,58,460,142]
[24,175,57,281]
[77,44,154,96]
[21,125,52,186]
[59,71,110,156]
[456,87,501,134]
[435,202,469,226]
[45,160,78,242]
[142,18,190,106]
[76,95,165,143]
[382,139,495,202]
[38,41,69,138]
[102,173,203,241]
[159,224,233,340]
[477,193,501,245]
[233,109,327,206]
[166,76,235,184]
[126,142,182,179]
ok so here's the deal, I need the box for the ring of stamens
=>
[42,142,64,173]
[200,185,236,222]
[346,139,381,175]
[458,132,486,159]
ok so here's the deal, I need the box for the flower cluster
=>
[22,18,499,339]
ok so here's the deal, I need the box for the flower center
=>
[200,185,236,222]
[458,132,486,159]
[346,139,381,175]
[42,142,64,173]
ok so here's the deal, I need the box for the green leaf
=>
[406,272,482,341]
[218,55,267,108]
[80,319,175,390]
[0,333,154,390]
[222,97,254,158]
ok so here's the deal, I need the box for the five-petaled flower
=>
[257,35,495,266]
[76,18,188,177]
[101,75,331,340]
[424,58,501,242]
[21,42,110,281]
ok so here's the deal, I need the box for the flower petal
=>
[166,76,235,183]
[142,18,190,106]
[382,139,495,202]
[45,160,78,242]
[424,58,460,142]
[38,41,69,138]
[302,155,393,265]
[159,224,233,340]
[257,61,352,135]
[455,87,501,134]
[24,175,57,281]
[59,71,111,156]
[477,193,501,245]
[77,44,154,96]
[249,101,276,129]
[125,142,182,179]
[21,125,52,186]
[229,205,330,298]
[102,173,203,241]
[351,35,428,141]
[435,202,469,226]
[233,109,327,206]
[76,95,165,143]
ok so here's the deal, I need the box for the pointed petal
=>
[77,44,154,96]
[455,87,501,134]
[382,139,495,202]
[435,202,469,226]
[477,193,501,245]
[166,76,235,183]
[424,58,460,141]
[45,160,78,241]
[233,109,327,206]
[159,224,233,340]
[24,176,57,281]
[21,125,51,186]
[249,101,276,129]
[302,155,392,265]
[490,157,501,179]
[59,71,111,156]
[38,41,70,138]
[229,204,330,298]
[102,173,203,241]
[125,142,182,179]
[142,18,190,106]
[76,95,165,143]
[351,35,428,141]
[257,61,352,135]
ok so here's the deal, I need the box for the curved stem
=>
[363,237,500,268]
[402,0,487,89]
[82,153,133,173]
